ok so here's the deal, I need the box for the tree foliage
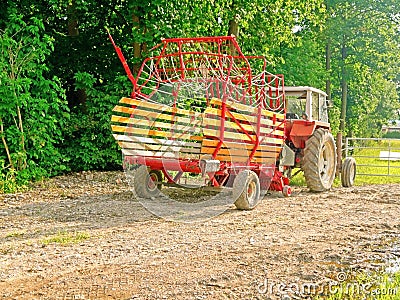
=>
[0,0,399,190]
[325,0,400,136]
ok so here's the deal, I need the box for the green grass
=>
[41,231,90,246]
[289,171,306,186]
[0,171,22,194]
[316,271,400,299]
[5,230,26,238]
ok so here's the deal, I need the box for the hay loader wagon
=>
[108,34,355,210]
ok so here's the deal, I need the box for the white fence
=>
[345,137,400,177]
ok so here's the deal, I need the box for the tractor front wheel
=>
[134,166,163,198]
[302,128,337,192]
[341,157,356,187]
[233,170,261,210]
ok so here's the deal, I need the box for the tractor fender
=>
[289,120,316,149]
[288,120,330,149]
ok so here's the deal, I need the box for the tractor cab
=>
[284,86,331,150]
[285,86,329,123]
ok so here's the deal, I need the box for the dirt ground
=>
[0,171,400,300]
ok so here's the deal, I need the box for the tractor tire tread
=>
[302,128,337,192]
[341,157,356,187]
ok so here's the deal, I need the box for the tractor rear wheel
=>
[341,157,356,187]
[134,166,163,198]
[233,170,261,210]
[302,128,337,192]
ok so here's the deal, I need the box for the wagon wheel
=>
[282,185,292,197]
[134,165,163,198]
[233,170,261,210]
[302,128,337,192]
[341,157,356,187]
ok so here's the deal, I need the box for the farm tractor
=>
[109,34,356,210]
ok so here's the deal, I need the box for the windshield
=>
[286,95,306,119]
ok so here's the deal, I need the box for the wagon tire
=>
[282,185,292,197]
[302,128,337,192]
[341,157,356,187]
[233,170,261,210]
[134,166,163,198]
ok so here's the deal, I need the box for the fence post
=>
[336,132,342,177]
[388,139,391,176]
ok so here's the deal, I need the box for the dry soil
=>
[0,171,399,299]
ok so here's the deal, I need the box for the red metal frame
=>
[107,29,137,91]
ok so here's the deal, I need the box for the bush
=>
[0,9,69,192]
[59,72,131,171]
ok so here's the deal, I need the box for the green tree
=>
[0,9,69,191]
[326,0,400,136]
